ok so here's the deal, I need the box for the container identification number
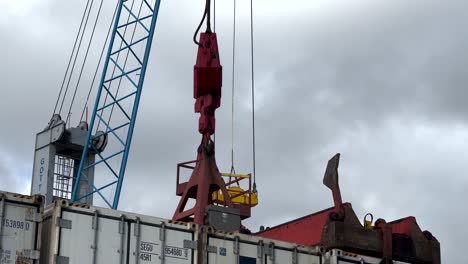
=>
[139,242,158,262]
[1,219,30,230]
[165,246,188,260]
[138,241,189,261]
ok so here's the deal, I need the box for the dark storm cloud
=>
[1,0,465,262]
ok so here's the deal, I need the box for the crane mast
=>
[70,0,162,209]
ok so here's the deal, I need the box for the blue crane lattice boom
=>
[71,0,161,209]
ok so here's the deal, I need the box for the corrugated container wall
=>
[39,200,325,264]
[0,191,43,263]
[40,200,196,264]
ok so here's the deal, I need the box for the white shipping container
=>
[0,191,43,264]
[205,229,321,264]
[39,200,326,264]
[322,249,411,264]
[40,200,197,264]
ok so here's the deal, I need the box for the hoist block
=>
[194,33,222,99]
[194,33,222,136]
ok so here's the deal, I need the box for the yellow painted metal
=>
[364,220,373,230]
[213,186,258,207]
[220,173,251,179]
[363,213,374,230]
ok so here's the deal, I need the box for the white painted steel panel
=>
[59,210,127,264]
[207,237,236,264]
[0,193,41,264]
[128,221,194,264]
[207,235,320,264]
[323,249,411,264]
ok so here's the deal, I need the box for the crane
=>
[31,0,256,227]
[172,0,257,227]
[70,0,162,209]
[30,0,162,209]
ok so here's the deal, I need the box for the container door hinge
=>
[292,247,298,264]
[257,240,264,262]
[22,249,40,260]
[159,222,166,263]
[91,211,99,264]
[25,208,41,222]
[265,243,275,264]
[183,240,197,249]
[234,236,240,264]
[57,217,72,229]
[119,220,125,234]
[118,215,126,264]
[55,255,70,264]
[134,217,141,264]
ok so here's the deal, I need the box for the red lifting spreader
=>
[173,33,249,224]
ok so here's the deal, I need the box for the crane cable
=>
[58,0,96,117]
[230,0,237,175]
[193,0,212,46]
[66,0,105,126]
[80,2,120,123]
[52,0,92,117]
[250,0,257,192]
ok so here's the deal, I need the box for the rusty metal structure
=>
[257,154,441,263]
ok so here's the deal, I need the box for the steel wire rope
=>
[96,0,137,131]
[213,0,216,32]
[193,0,212,46]
[80,2,120,123]
[52,0,92,117]
[250,0,257,191]
[213,0,216,144]
[58,0,96,116]
[66,0,105,126]
[230,0,237,175]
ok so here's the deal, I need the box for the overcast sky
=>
[1,0,466,262]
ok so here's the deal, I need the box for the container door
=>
[207,237,260,264]
[0,201,40,263]
[58,211,128,264]
[128,222,194,264]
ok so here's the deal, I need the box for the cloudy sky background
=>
[1,0,466,262]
